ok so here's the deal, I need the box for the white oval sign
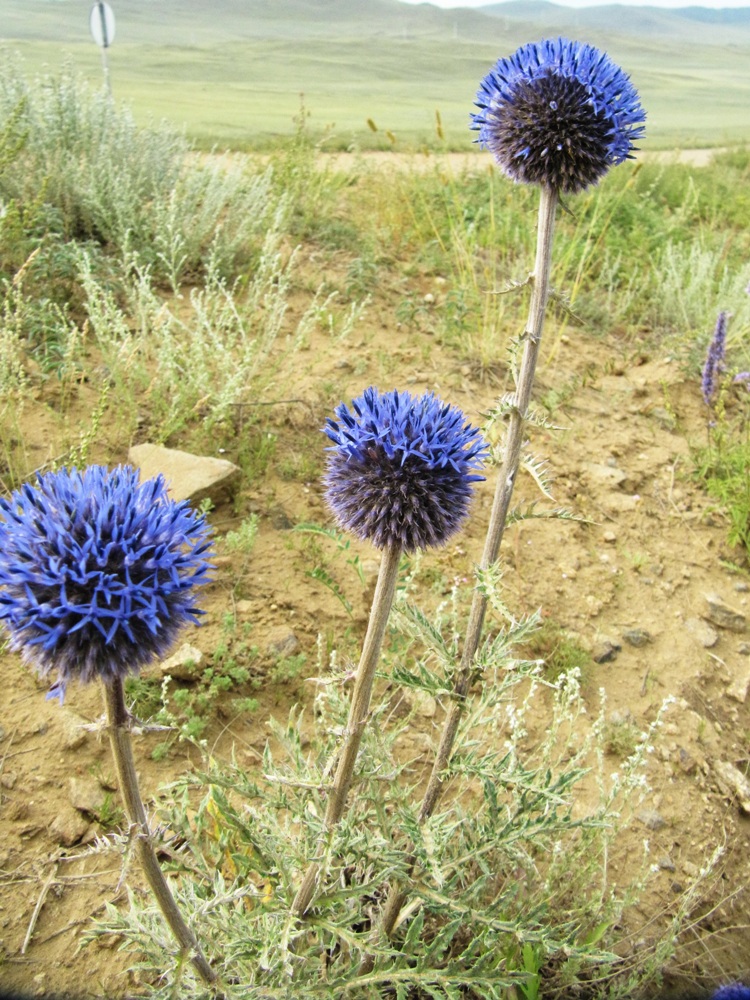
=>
[90,2,115,48]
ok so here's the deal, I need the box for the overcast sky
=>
[397,0,750,7]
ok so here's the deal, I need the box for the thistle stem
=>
[291,543,402,918]
[103,677,217,987]
[362,184,558,968]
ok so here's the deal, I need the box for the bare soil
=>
[2,168,750,999]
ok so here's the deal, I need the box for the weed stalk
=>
[364,184,558,963]
[103,677,218,986]
[291,543,402,917]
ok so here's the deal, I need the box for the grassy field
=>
[3,0,750,150]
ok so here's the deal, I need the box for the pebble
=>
[602,530,617,544]
[266,629,300,659]
[69,777,106,817]
[637,809,666,831]
[592,638,621,664]
[160,643,203,681]
[59,710,89,751]
[734,582,749,593]
[704,593,747,633]
[685,616,719,649]
[50,805,89,847]
[623,628,652,648]
[657,856,676,872]
[712,760,750,814]
[726,667,750,704]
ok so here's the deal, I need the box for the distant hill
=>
[1,0,749,148]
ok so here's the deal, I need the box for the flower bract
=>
[472,37,646,193]
[0,465,213,695]
[323,388,488,553]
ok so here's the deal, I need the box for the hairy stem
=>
[363,184,558,968]
[292,543,402,918]
[103,677,217,986]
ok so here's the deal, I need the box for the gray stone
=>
[160,642,204,681]
[713,760,750,814]
[409,689,438,718]
[69,777,106,817]
[740,643,750,656]
[623,628,652,648]
[704,593,746,633]
[726,667,750,704]
[128,443,241,506]
[676,747,697,775]
[637,809,666,831]
[59,710,89,751]
[686,616,718,649]
[51,805,90,846]
[581,462,627,489]
[266,629,300,659]
[657,856,676,872]
[734,582,749,593]
[593,639,621,664]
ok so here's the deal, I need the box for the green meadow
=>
[3,0,750,150]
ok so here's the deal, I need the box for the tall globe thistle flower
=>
[472,37,646,194]
[0,465,217,985]
[364,42,646,969]
[291,389,487,918]
[0,465,212,697]
[323,387,488,553]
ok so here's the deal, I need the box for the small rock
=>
[637,808,666,831]
[602,530,617,544]
[266,629,300,659]
[235,599,253,615]
[657,856,676,872]
[69,777,107,817]
[408,689,437,718]
[582,462,627,489]
[713,760,750,813]
[726,668,750,704]
[0,771,17,790]
[740,643,750,656]
[128,443,241,506]
[623,628,652,648]
[682,860,700,878]
[686,616,718,649]
[160,643,203,681]
[50,805,89,847]
[649,406,677,431]
[59,710,89,751]
[676,747,697,775]
[593,639,621,664]
[704,593,746,633]
[734,582,749,593]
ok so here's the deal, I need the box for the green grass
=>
[3,0,750,150]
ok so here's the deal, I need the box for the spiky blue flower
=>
[472,37,646,193]
[713,985,750,1000]
[323,388,488,553]
[0,465,213,697]
[702,311,729,407]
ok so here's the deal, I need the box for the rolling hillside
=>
[1,0,749,148]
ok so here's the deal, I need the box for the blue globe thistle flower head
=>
[323,388,488,553]
[472,37,646,193]
[713,986,750,1000]
[0,465,213,699]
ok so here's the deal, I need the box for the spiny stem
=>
[291,543,402,918]
[362,184,558,969]
[103,677,218,987]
